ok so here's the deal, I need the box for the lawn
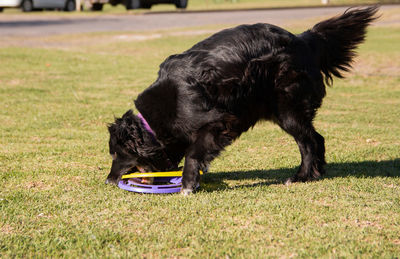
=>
[1,10,400,258]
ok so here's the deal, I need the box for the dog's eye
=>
[110,153,117,160]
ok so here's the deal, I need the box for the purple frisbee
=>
[118,177,183,194]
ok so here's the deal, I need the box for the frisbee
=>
[118,170,203,194]
[118,177,183,194]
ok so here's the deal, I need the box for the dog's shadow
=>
[201,159,400,192]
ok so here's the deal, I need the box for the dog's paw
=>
[180,188,194,196]
[285,177,295,186]
[105,177,119,186]
[180,183,200,196]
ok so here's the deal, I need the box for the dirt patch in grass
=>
[0,29,220,50]
[383,183,400,189]
[25,181,49,190]
[378,7,400,26]
[0,224,15,235]
[354,219,384,230]
[353,54,400,77]
[114,29,218,41]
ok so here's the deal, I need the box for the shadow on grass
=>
[201,159,400,192]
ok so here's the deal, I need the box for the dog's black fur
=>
[106,7,378,194]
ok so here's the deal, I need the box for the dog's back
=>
[136,24,303,136]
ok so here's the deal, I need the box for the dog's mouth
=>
[123,166,155,184]
[136,165,148,173]
[124,166,148,175]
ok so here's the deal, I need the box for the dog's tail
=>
[301,6,379,85]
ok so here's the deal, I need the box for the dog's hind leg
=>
[276,113,326,184]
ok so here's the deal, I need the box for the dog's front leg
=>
[181,155,202,195]
[181,123,227,195]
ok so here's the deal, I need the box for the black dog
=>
[106,7,378,194]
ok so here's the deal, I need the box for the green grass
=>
[1,15,400,258]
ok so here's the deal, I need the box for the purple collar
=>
[137,113,155,137]
[137,113,176,170]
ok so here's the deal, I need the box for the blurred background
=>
[1,0,399,13]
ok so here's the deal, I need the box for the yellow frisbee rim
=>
[121,170,203,179]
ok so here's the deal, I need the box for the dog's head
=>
[105,110,172,185]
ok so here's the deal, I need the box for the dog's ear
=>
[108,110,139,149]
[108,120,126,142]
[107,121,122,140]
[108,109,163,157]
[121,109,134,120]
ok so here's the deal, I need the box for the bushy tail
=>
[302,6,379,84]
